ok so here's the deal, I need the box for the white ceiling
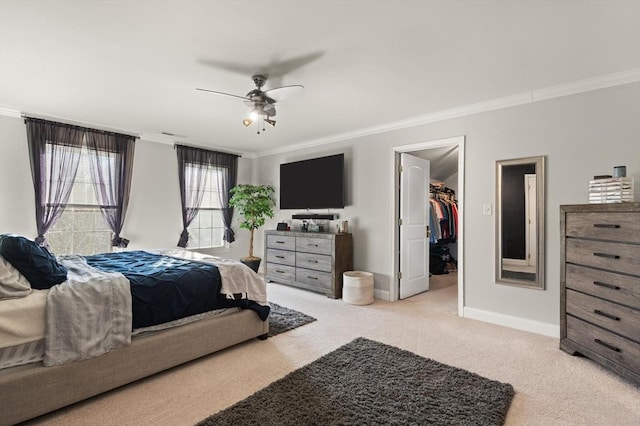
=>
[1,1,638,156]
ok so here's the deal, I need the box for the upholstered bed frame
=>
[0,308,268,425]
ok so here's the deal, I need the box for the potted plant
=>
[229,184,275,273]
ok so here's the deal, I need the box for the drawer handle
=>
[276,270,286,274]
[308,260,319,263]
[308,276,318,280]
[593,281,620,291]
[594,339,621,353]
[593,224,620,229]
[308,244,318,247]
[276,255,285,259]
[593,252,620,259]
[276,241,285,244]
[594,310,620,321]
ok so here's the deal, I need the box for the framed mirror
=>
[495,156,545,289]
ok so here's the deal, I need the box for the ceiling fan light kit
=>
[197,74,302,135]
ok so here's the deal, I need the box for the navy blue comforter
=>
[84,251,262,329]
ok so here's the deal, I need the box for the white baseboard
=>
[463,306,559,338]
[373,288,390,301]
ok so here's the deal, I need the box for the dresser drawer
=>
[296,268,332,291]
[296,236,332,255]
[566,290,640,341]
[567,315,640,375]
[566,239,640,276]
[296,252,332,272]
[566,264,640,309]
[265,263,295,282]
[266,234,296,251]
[566,212,640,244]
[266,248,295,266]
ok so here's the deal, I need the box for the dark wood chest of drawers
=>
[560,203,640,385]
[264,231,353,298]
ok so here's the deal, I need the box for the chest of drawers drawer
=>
[295,268,332,291]
[266,234,296,251]
[566,289,640,342]
[296,252,332,272]
[567,316,640,375]
[265,263,295,282]
[266,248,295,266]
[565,239,640,276]
[565,263,640,308]
[565,212,640,243]
[296,236,332,255]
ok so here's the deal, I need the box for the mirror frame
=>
[495,156,545,289]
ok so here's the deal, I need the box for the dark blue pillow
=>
[0,235,67,289]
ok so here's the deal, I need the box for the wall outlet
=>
[483,204,492,216]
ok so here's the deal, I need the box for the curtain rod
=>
[174,143,242,158]
[23,115,139,139]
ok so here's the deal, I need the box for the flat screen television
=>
[279,154,345,209]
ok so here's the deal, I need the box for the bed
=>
[0,236,269,425]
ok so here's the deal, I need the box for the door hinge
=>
[398,271,403,279]
[398,164,403,173]
[426,225,431,238]
[398,218,403,226]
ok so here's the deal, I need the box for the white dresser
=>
[560,203,640,385]
[264,230,353,298]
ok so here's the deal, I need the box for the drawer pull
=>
[593,224,620,229]
[308,276,318,280]
[276,241,285,244]
[308,243,318,247]
[594,310,620,321]
[594,339,621,353]
[308,260,319,263]
[276,270,285,274]
[593,281,620,290]
[275,255,285,259]
[593,252,620,259]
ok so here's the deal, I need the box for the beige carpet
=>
[24,274,640,426]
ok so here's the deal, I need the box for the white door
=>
[399,153,430,299]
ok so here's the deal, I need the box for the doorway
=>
[390,136,465,317]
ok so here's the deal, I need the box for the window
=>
[185,165,226,249]
[47,146,112,255]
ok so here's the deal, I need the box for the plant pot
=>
[240,258,261,273]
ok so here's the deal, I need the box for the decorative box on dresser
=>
[560,203,640,385]
[264,230,353,298]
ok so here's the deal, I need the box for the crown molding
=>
[255,68,640,158]
[0,106,22,118]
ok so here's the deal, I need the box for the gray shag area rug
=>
[268,302,316,337]
[196,337,515,425]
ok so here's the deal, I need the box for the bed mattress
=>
[0,289,47,369]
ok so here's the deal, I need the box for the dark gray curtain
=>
[25,118,84,246]
[176,145,239,247]
[85,131,136,248]
[211,151,238,243]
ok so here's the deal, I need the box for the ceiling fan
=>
[196,75,304,134]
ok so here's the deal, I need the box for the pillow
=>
[0,235,67,289]
[0,254,32,299]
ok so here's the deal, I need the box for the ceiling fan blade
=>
[263,85,304,102]
[196,88,250,101]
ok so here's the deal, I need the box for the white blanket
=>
[44,256,132,366]
[154,249,268,305]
